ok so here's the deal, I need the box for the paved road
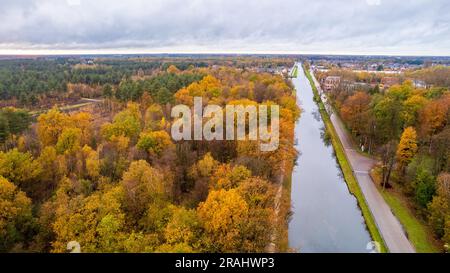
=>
[309,69,415,253]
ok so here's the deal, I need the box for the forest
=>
[0,57,294,107]
[315,66,450,251]
[0,58,299,253]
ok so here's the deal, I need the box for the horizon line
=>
[1,49,449,58]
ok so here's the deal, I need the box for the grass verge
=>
[303,65,388,253]
[291,65,299,78]
[370,170,441,253]
[277,174,293,252]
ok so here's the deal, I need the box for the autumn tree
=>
[70,112,93,145]
[120,160,168,224]
[83,146,100,179]
[401,94,428,127]
[74,145,101,181]
[187,153,220,202]
[428,173,450,241]
[212,164,252,190]
[102,103,142,142]
[37,109,92,149]
[136,130,174,158]
[379,140,398,188]
[0,176,34,252]
[340,91,371,138]
[373,94,404,142]
[37,108,70,147]
[396,127,418,174]
[51,185,127,252]
[236,178,276,252]
[188,153,219,179]
[430,128,450,173]
[99,135,131,181]
[122,232,159,253]
[0,148,42,189]
[414,168,436,208]
[144,104,164,131]
[167,65,181,74]
[159,205,201,252]
[197,189,249,252]
[174,75,222,105]
[56,128,82,155]
[36,146,64,199]
[419,96,449,140]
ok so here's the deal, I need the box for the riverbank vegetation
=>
[0,59,299,253]
[290,65,299,78]
[316,67,450,252]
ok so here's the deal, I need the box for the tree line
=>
[321,72,450,250]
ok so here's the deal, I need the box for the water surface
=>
[288,64,372,253]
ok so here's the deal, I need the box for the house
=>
[341,81,373,93]
[380,77,400,89]
[323,76,341,92]
[413,79,427,89]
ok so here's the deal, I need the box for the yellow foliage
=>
[212,164,251,190]
[37,108,70,147]
[396,127,418,170]
[120,160,168,222]
[136,130,174,157]
[197,189,248,252]
[37,108,93,148]
[167,65,180,74]
[0,148,42,186]
[70,112,93,145]
[174,74,222,105]
[0,176,32,243]
[188,152,219,179]
[402,95,428,126]
[164,206,200,248]
[82,145,100,179]
[56,128,82,154]
[51,185,125,252]
[110,135,130,153]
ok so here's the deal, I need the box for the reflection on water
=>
[288,64,372,253]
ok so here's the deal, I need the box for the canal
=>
[288,63,372,252]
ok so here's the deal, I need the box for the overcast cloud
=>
[0,0,449,55]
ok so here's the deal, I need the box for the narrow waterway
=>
[288,64,372,252]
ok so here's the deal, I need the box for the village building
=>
[323,76,341,92]
[380,77,400,89]
[413,79,427,89]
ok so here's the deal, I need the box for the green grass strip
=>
[291,65,299,78]
[379,189,440,253]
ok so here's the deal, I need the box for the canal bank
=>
[306,65,414,253]
[302,64,387,253]
[288,63,376,252]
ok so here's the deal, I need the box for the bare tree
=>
[379,140,398,190]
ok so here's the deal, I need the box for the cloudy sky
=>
[0,0,449,55]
